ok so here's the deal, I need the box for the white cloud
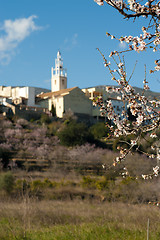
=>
[44,79,50,83]
[72,33,78,46]
[0,15,40,64]
[62,33,78,51]
[119,41,127,49]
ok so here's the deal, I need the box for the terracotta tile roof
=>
[37,87,78,99]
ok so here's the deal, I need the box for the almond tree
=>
[94,0,160,178]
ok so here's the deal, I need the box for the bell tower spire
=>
[51,51,67,92]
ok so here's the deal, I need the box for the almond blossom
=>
[94,0,160,178]
[95,0,160,72]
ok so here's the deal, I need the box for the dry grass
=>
[1,199,160,239]
[0,199,160,230]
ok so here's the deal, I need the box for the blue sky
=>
[0,0,159,92]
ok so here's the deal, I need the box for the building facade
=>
[0,51,126,120]
[51,51,67,92]
[37,52,93,118]
[0,86,50,107]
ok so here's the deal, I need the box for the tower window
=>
[62,79,64,85]
[55,80,56,85]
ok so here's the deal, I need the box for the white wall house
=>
[82,86,107,100]
[37,87,93,118]
[0,86,50,107]
[82,86,125,119]
[35,52,93,118]
[0,51,124,120]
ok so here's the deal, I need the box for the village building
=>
[37,51,93,118]
[0,51,126,121]
[0,51,93,119]
[0,86,50,107]
[82,86,124,120]
[37,87,92,118]
[0,86,50,118]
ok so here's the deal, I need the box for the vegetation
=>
[0,200,160,239]
[94,0,160,179]
[0,172,14,194]
[0,115,159,239]
[57,121,94,146]
[89,122,109,139]
[0,0,159,237]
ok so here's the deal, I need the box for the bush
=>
[112,134,137,152]
[48,121,62,135]
[16,119,29,128]
[81,176,96,189]
[95,176,109,190]
[58,121,94,146]
[81,176,110,190]
[90,122,109,139]
[0,147,12,169]
[40,114,51,125]
[0,172,14,194]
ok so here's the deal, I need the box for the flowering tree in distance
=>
[94,0,160,179]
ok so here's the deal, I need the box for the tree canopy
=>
[94,0,160,178]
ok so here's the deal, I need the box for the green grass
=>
[0,222,159,240]
[0,200,160,240]
[28,224,147,240]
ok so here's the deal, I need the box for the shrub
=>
[112,134,137,152]
[0,145,12,169]
[0,172,14,194]
[40,114,51,125]
[58,121,94,146]
[16,119,29,128]
[48,121,62,135]
[95,176,109,190]
[81,176,111,191]
[81,176,96,189]
[90,122,109,139]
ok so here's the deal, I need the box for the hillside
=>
[0,115,160,240]
[89,85,160,100]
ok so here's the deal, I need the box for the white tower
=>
[51,51,67,92]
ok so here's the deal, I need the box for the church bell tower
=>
[51,51,67,92]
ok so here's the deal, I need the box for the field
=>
[0,199,160,239]
[0,117,160,239]
[0,149,160,240]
